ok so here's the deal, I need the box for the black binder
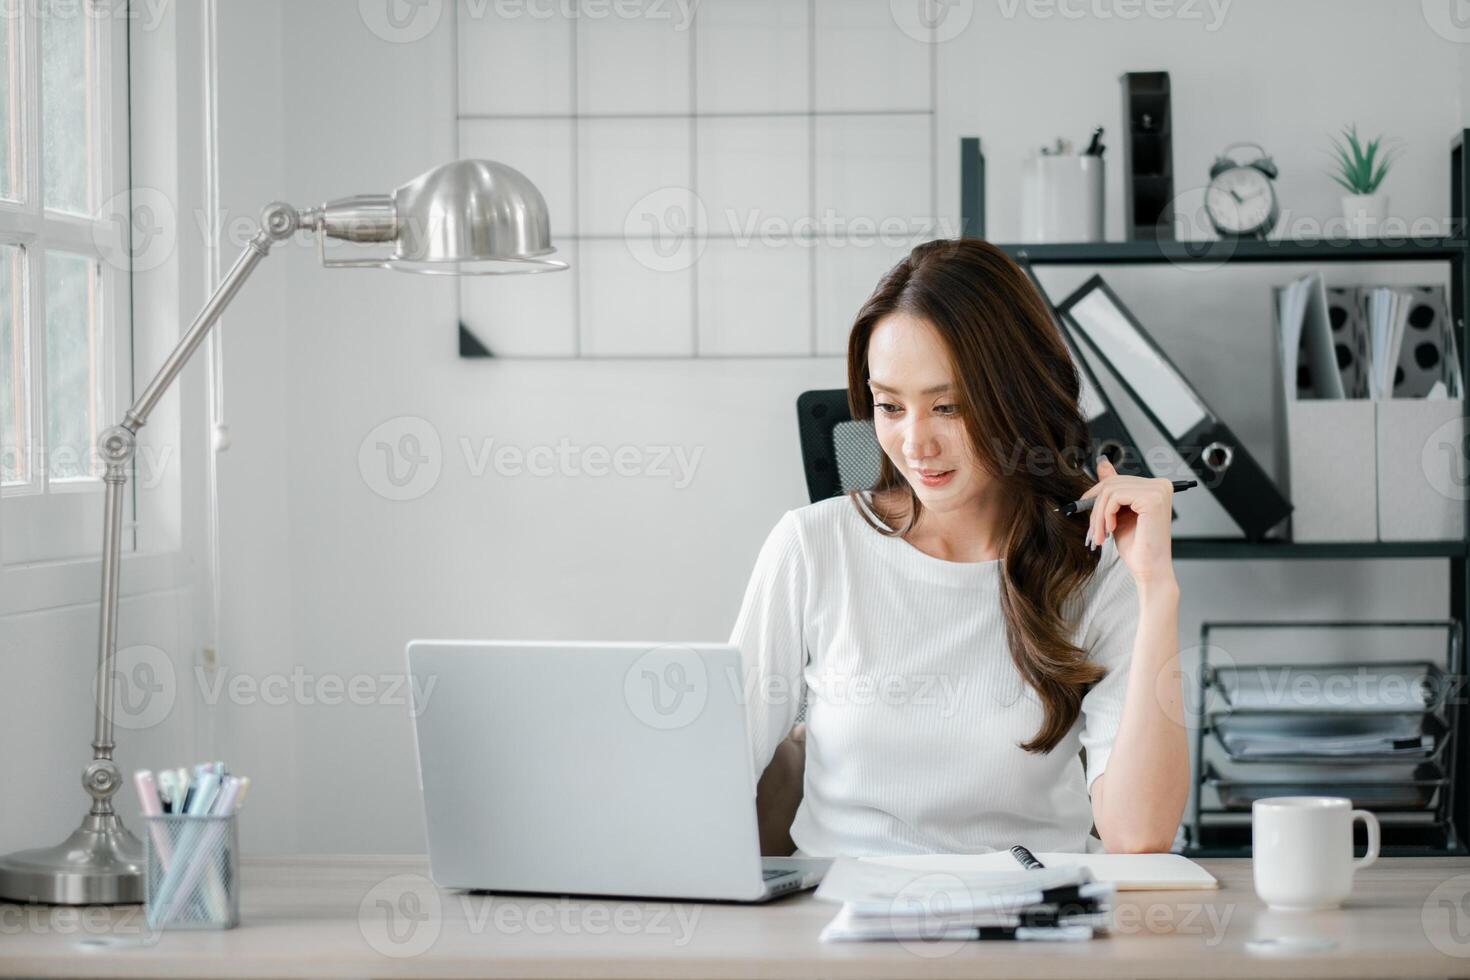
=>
[1055,275,1292,541]
[1019,262,1158,483]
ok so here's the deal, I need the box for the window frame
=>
[0,0,135,565]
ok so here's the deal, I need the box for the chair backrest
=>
[796,389,883,505]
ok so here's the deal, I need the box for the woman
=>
[732,238,1188,857]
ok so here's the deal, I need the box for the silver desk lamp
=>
[0,159,566,904]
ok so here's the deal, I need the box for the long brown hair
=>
[846,238,1103,754]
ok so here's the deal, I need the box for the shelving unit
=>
[1189,621,1462,857]
[995,238,1467,265]
[960,131,1470,854]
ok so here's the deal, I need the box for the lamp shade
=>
[387,159,567,275]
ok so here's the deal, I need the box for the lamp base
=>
[0,813,143,905]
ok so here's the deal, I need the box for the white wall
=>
[186,0,1465,854]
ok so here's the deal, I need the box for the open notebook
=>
[860,852,1217,891]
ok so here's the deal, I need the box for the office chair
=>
[795,389,882,504]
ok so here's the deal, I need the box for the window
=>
[0,0,131,563]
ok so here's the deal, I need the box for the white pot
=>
[1341,192,1389,237]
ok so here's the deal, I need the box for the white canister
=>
[1020,155,1105,243]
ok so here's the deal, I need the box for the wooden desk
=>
[4,856,1470,978]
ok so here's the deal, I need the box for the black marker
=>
[1055,479,1197,517]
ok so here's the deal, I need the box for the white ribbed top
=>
[728,491,1139,857]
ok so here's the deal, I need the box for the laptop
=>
[406,640,829,902]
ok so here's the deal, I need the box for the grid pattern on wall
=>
[454,0,940,359]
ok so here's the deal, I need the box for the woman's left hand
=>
[1079,456,1176,588]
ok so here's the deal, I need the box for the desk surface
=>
[5,856,1470,978]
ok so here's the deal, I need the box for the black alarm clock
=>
[1205,142,1280,239]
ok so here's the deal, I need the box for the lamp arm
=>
[85,202,300,815]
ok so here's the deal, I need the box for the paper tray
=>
[1211,660,1445,714]
[1207,755,1444,785]
[1203,763,1445,812]
[1209,712,1446,764]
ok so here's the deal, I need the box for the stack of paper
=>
[1219,723,1432,759]
[1364,287,1410,400]
[815,859,1113,944]
[1358,286,1465,399]
[1277,273,1345,401]
[1276,277,1463,402]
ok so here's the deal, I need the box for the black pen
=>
[972,924,1093,941]
[1055,479,1197,517]
[1010,844,1046,870]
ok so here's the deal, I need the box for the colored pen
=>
[185,772,221,815]
[134,770,176,873]
[155,769,177,814]
[233,776,252,810]
[1056,479,1197,517]
[198,776,244,920]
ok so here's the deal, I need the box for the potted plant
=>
[1328,124,1399,237]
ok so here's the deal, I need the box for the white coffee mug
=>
[1252,796,1380,910]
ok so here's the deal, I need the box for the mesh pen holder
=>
[144,814,240,930]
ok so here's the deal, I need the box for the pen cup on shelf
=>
[1019,154,1104,243]
[144,813,239,930]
